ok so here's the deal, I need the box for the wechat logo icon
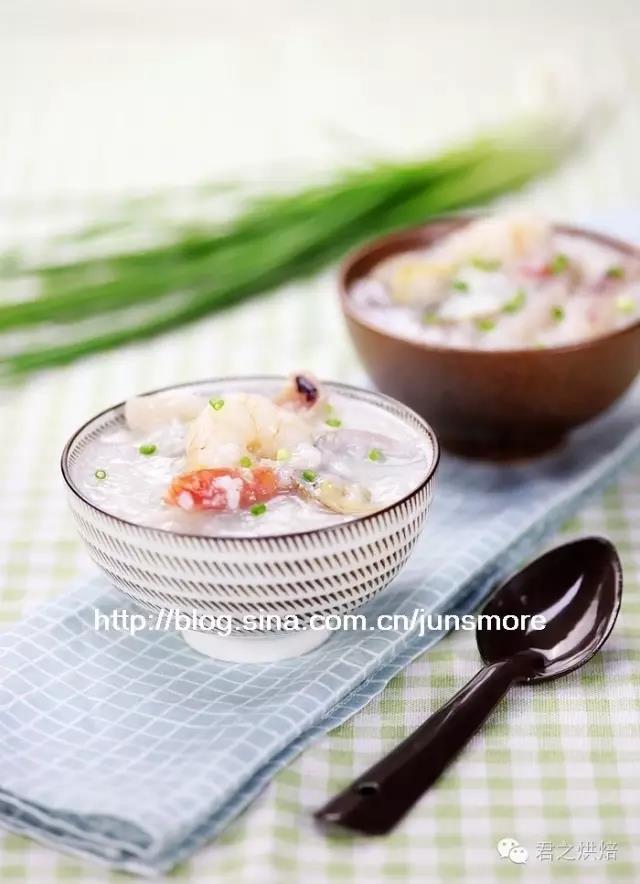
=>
[497,837,528,864]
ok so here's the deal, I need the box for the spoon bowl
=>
[479,537,622,681]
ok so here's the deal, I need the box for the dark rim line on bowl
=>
[60,376,441,543]
[340,217,640,357]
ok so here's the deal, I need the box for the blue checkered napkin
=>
[1,388,639,875]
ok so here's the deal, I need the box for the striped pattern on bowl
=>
[61,378,439,636]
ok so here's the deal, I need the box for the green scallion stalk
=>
[0,111,581,376]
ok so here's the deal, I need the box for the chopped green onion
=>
[471,257,501,272]
[139,443,157,456]
[422,310,440,325]
[549,254,569,274]
[452,279,469,292]
[301,469,317,483]
[502,288,526,314]
[209,398,224,411]
[239,455,252,468]
[326,417,342,428]
[616,295,635,314]
[250,503,267,516]
[606,265,625,279]
[550,305,565,322]
[94,468,107,480]
[276,448,290,461]
[368,448,384,462]
[475,317,496,332]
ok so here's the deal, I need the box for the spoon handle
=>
[315,657,524,835]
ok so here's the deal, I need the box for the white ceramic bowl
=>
[61,378,439,661]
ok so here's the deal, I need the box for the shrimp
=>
[431,212,552,267]
[371,215,552,308]
[166,466,284,512]
[185,393,314,470]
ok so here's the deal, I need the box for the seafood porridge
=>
[349,213,640,350]
[71,376,433,536]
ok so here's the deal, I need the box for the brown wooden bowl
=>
[340,216,640,459]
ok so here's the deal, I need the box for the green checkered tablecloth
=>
[2,263,640,884]
[1,2,640,881]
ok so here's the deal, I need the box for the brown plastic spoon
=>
[315,537,622,836]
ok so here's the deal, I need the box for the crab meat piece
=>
[166,466,283,512]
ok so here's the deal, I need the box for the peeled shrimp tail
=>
[185,392,314,469]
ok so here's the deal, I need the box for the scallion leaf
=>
[139,443,157,456]
[549,254,569,274]
[475,317,497,332]
[616,295,635,314]
[471,257,501,272]
[503,289,526,314]
[250,503,267,516]
[422,311,440,326]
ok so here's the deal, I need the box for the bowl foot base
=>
[182,627,329,663]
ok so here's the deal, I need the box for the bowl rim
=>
[60,375,440,543]
[339,214,640,357]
